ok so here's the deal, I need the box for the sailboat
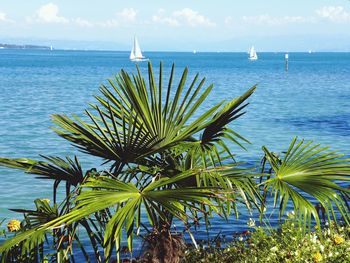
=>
[249,46,258,60]
[129,36,147,62]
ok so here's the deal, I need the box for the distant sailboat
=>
[249,46,258,60]
[130,36,147,61]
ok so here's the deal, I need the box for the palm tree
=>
[0,62,258,262]
[1,62,350,262]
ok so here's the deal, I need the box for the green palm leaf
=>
[10,199,58,227]
[52,108,160,166]
[52,62,251,166]
[0,155,83,186]
[200,85,256,150]
[0,172,219,260]
[261,137,350,227]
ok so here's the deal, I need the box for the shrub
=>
[183,219,350,263]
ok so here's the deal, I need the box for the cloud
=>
[242,14,308,26]
[0,12,7,21]
[224,16,233,25]
[152,15,179,26]
[32,3,69,24]
[173,8,215,27]
[152,8,215,27]
[0,11,14,23]
[98,8,139,27]
[152,9,180,26]
[117,8,137,23]
[27,6,139,28]
[98,19,119,28]
[316,6,350,22]
[73,17,94,27]
[28,3,94,27]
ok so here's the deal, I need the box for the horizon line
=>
[2,48,350,53]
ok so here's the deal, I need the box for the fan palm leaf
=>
[10,199,59,228]
[0,171,220,261]
[261,137,350,227]
[52,62,255,167]
[0,155,83,186]
[200,85,256,150]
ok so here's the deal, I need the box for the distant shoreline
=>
[0,43,51,50]
[0,46,349,53]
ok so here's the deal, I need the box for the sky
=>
[0,0,350,51]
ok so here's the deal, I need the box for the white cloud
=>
[224,16,233,25]
[316,6,350,22]
[24,5,143,29]
[152,9,180,27]
[98,8,139,28]
[152,8,215,27]
[28,3,96,27]
[173,8,215,27]
[30,3,69,24]
[152,15,179,26]
[98,19,119,28]
[242,14,309,26]
[117,8,137,23]
[73,17,94,27]
[0,11,14,23]
[0,12,7,21]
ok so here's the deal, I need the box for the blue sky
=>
[0,0,350,51]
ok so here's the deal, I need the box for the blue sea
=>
[1,50,350,254]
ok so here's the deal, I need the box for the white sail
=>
[249,46,258,60]
[129,45,135,60]
[134,37,143,58]
[130,36,146,61]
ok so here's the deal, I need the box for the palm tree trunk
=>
[144,229,185,263]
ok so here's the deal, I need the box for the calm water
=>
[1,50,350,253]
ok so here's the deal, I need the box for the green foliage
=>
[0,156,83,186]
[183,219,350,263]
[0,62,257,262]
[260,138,350,227]
[0,220,6,238]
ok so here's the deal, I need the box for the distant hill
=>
[0,43,51,50]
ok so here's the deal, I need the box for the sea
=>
[0,50,350,256]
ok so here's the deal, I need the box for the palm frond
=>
[200,85,256,150]
[0,173,220,260]
[53,62,237,167]
[10,199,58,228]
[52,106,160,165]
[0,155,83,186]
[261,137,350,227]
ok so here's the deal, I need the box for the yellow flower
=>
[313,252,323,262]
[334,235,344,245]
[40,198,50,203]
[7,219,21,232]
